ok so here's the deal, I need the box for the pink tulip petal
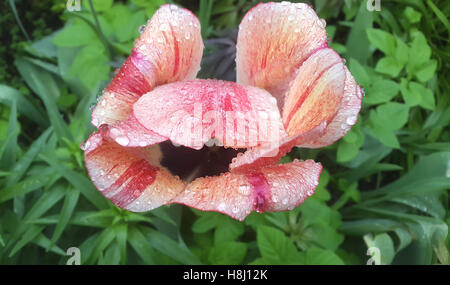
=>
[104,114,167,147]
[298,67,363,148]
[84,132,185,211]
[236,2,327,109]
[92,4,203,127]
[173,159,322,221]
[230,122,327,172]
[133,79,286,150]
[282,48,346,137]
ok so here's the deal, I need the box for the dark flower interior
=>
[159,141,245,182]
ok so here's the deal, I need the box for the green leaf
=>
[9,225,45,257]
[128,226,157,264]
[365,78,400,104]
[208,242,247,265]
[394,37,409,66]
[0,173,55,203]
[404,7,422,24]
[82,0,114,12]
[366,28,396,55]
[6,128,52,186]
[409,81,435,110]
[50,188,80,247]
[375,56,403,77]
[415,60,437,82]
[1,100,18,170]
[141,227,202,265]
[40,153,109,209]
[52,22,98,47]
[407,32,431,74]
[348,58,370,86]
[68,45,110,90]
[0,85,48,126]
[256,226,304,264]
[14,58,72,141]
[115,223,128,265]
[346,2,373,64]
[305,247,345,265]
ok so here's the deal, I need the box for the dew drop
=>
[138,25,146,34]
[218,202,226,211]
[238,184,250,196]
[346,116,357,125]
[116,136,130,146]
[282,198,288,205]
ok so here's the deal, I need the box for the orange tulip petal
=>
[236,2,327,109]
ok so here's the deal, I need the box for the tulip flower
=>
[83,2,362,221]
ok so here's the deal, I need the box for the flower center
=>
[159,141,245,183]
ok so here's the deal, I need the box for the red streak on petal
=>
[246,171,270,213]
[104,160,159,208]
[170,26,180,78]
[106,55,152,97]
[284,61,340,128]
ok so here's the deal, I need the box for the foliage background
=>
[0,0,449,265]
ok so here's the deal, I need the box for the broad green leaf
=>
[409,81,435,110]
[407,32,431,74]
[305,247,345,265]
[365,78,400,104]
[366,28,396,55]
[375,56,403,77]
[68,45,110,90]
[394,37,409,66]
[52,22,98,47]
[415,60,437,83]
[256,226,304,264]
[404,7,421,24]
[208,242,247,265]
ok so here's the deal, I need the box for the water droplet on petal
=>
[138,25,146,34]
[346,116,357,125]
[116,136,130,146]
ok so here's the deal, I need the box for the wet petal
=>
[282,48,346,137]
[92,4,203,127]
[174,159,322,221]
[84,132,185,211]
[133,79,286,149]
[236,2,327,109]
[298,67,363,148]
[230,122,327,172]
[104,114,167,147]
